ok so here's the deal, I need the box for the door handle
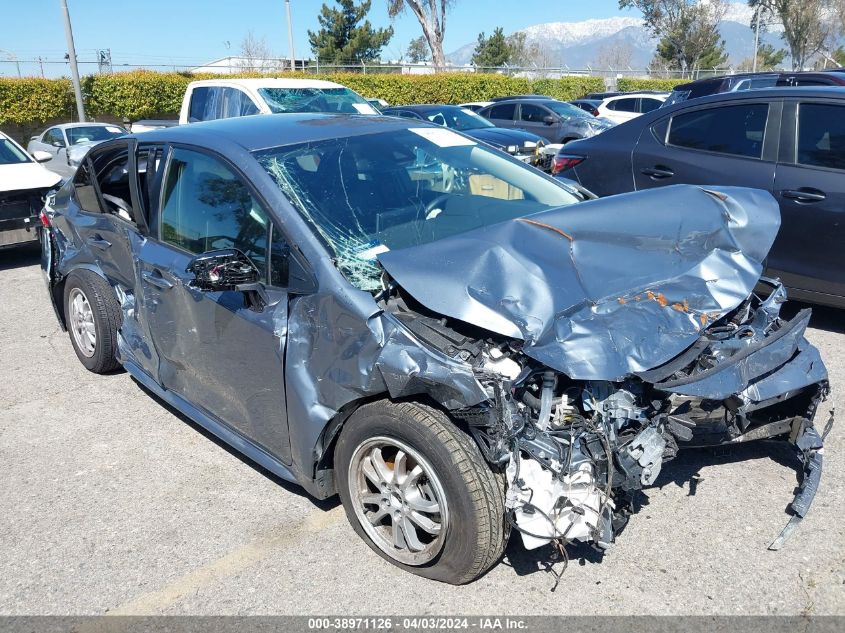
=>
[782,188,826,203]
[141,269,174,290]
[87,235,111,251]
[641,166,674,179]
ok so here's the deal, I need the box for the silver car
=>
[27,122,126,179]
[479,98,614,145]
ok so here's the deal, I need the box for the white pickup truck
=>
[178,78,379,124]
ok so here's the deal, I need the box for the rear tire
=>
[335,400,507,584]
[63,270,122,374]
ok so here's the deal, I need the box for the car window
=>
[221,87,260,117]
[72,161,102,214]
[520,104,548,122]
[639,98,663,113]
[797,103,845,170]
[188,86,260,122]
[609,98,638,112]
[159,147,269,279]
[257,87,375,114]
[0,137,30,164]
[486,103,516,120]
[668,104,769,159]
[66,125,125,145]
[44,129,65,146]
[188,87,211,122]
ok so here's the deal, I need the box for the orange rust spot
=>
[634,295,642,302]
[618,297,626,304]
[671,299,690,312]
[700,313,709,327]
[517,217,574,241]
[656,293,668,307]
[646,290,656,301]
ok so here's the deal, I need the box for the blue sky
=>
[0,0,637,77]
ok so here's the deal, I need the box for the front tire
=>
[335,400,507,584]
[63,271,121,373]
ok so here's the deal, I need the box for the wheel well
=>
[561,137,578,144]
[314,395,471,484]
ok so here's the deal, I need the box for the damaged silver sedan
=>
[41,114,832,584]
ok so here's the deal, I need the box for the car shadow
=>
[0,243,41,271]
[129,376,341,512]
[500,439,804,580]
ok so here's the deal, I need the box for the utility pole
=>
[752,4,761,73]
[60,0,86,122]
[285,0,296,71]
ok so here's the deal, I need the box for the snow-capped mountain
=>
[447,2,790,68]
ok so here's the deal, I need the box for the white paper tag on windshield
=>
[356,243,390,260]
[106,126,123,133]
[408,127,476,147]
[352,103,378,115]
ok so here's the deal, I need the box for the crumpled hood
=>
[378,185,781,381]
[0,162,62,193]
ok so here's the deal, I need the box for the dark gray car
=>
[40,114,831,584]
[557,87,845,309]
[478,98,614,144]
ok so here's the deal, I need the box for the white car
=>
[0,131,61,249]
[458,101,494,113]
[179,78,379,124]
[595,92,669,125]
[27,122,126,179]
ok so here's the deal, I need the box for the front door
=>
[770,100,845,302]
[136,146,293,463]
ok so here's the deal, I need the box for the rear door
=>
[631,98,780,193]
[769,99,845,303]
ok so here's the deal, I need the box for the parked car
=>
[489,94,551,101]
[569,99,602,116]
[555,86,845,308]
[457,101,493,112]
[41,113,830,583]
[0,131,61,249]
[663,70,845,107]
[179,78,378,124]
[27,122,126,179]
[478,98,614,144]
[595,92,669,124]
[381,104,545,164]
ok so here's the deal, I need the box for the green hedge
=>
[616,78,680,92]
[0,71,609,127]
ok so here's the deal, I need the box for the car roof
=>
[603,92,669,99]
[186,78,344,90]
[658,85,845,112]
[132,113,425,152]
[383,104,460,111]
[52,122,122,130]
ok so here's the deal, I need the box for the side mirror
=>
[543,115,556,126]
[51,140,65,149]
[186,249,260,292]
[32,150,52,163]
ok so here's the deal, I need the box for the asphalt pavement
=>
[0,245,842,615]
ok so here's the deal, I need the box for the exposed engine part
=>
[460,280,832,557]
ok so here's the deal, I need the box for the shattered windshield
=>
[419,107,495,131]
[544,101,592,119]
[257,87,377,115]
[255,127,579,291]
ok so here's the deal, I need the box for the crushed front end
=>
[426,280,832,553]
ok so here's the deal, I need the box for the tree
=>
[388,0,453,69]
[308,0,394,64]
[506,32,556,69]
[238,31,279,73]
[471,27,511,67]
[755,42,788,69]
[620,0,728,76]
[406,35,430,62]
[749,1,840,70]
